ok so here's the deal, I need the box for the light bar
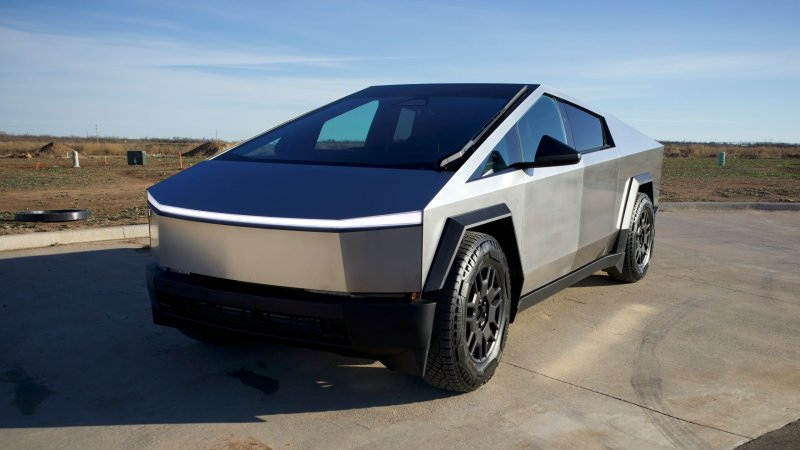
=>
[147,192,422,229]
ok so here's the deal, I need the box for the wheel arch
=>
[422,205,523,320]
[613,173,655,260]
[470,218,524,322]
[638,179,654,204]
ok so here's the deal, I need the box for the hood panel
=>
[148,160,452,221]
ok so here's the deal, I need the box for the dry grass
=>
[71,141,202,156]
[0,139,200,156]
[663,142,800,159]
[0,133,236,157]
[0,141,49,155]
[2,134,799,159]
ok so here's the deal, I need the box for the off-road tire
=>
[608,193,655,283]
[423,231,511,392]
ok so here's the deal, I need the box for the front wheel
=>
[607,192,655,283]
[423,231,511,392]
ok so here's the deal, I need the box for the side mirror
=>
[509,135,582,171]
[532,135,581,167]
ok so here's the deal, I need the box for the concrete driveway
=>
[1,210,798,449]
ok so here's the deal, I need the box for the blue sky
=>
[1,0,799,142]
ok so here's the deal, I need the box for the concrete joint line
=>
[501,361,753,441]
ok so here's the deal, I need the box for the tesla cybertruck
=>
[145,84,662,391]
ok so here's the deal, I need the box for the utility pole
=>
[215,129,218,141]
[95,124,98,143]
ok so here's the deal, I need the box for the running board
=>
[516,253,624,314]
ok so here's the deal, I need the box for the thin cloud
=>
[0,25,392,74]
[586,50,800,81]
[0,25,409,138]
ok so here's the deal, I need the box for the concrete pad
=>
[0,211,798,449]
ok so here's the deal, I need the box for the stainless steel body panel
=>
[520,166,582,291]
[422,85,663,295]
[606,114,663,209]
[150,212,422,293]
[572,148,621,270]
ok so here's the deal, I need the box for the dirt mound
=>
[37,141,75,157]
[183,140,228,157]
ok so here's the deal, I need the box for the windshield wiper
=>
[438,85,529,170]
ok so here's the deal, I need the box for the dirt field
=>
[661,157,800,202]
[0,156,202,235]
[1,154,798,236]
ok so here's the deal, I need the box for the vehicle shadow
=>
[572,274,619,288]
[0,247,453,429]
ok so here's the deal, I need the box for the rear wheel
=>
[608,193,655,283]
[423,231,511,392]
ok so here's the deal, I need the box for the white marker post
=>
[72,150,80,168]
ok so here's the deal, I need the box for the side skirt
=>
[516,252,624,313]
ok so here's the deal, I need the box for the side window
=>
[393,107,415,142]
[240,137,279,157]
[517,96,568,161]
[561,103,604,152]
[479,126,522,177]
[315,100,379,150]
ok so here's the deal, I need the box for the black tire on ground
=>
[607,192,655,283]
[423,231,511,392]
[179,326,243,345]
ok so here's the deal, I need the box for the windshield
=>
[216,84,525,169]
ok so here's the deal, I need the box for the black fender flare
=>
[422,204,512,292]
[612,173,654,266]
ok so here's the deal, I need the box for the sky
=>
[1,0,799,143]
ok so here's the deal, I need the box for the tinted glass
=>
[517,96,567,161]
[217,91,511,169]
[480,126,522,176]
[316,101,378,150]
[562,103,604,151]
[393,107,415,142]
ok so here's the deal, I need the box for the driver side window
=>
[479,95,568,177]
[517,96,568,162]
[480,127,522,176]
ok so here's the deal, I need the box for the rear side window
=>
[561,103,604,152]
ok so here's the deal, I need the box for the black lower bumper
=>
[145,264,436,375]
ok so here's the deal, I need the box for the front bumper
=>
[145,264,436,375]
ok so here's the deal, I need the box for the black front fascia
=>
[146,264,437,375]
[423,204,512,292]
